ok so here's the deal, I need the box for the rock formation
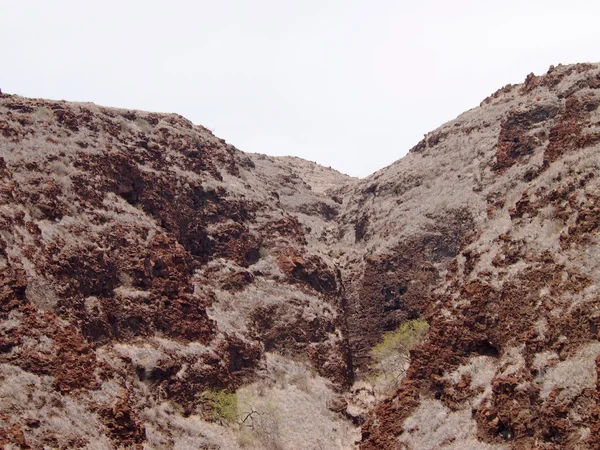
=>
[1,62,600,449]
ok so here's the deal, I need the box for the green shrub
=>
[371,318,429,361]
[202,389,238,424]
[368,318,430,395]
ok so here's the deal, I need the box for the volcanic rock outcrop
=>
[1,62,600,449]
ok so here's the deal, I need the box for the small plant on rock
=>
[369,318,429,396]
[371,318,429,359]
[201,389,238,424]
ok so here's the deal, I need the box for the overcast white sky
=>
[2,1,599,176]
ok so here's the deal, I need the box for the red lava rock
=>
[409,130,451,153]
[0,120,18,140]
[544,95,600,166]
[139,336,262,414]
[361,254,599,448]
[100,392,146,448]
[154,294,215,342]
[495,104,559,172]
[279,253,338,293]
[220,270,255,292]
[51,106,79,131]
[1,302,101,393]
[2,62,600,450]
[9,424,29,448]
[521,63,597,95]
[260,216,307,245]
[248,302,351,386]
[212,222,261,267]
[296,201,339,221]
[348,208,474,371]
[354,215,370,242]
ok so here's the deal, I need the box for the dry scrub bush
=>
[233,353,360,450]
[237,392,282,450]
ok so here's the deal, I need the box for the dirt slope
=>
[1,62,600,449]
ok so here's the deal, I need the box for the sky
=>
[2,1,600,177]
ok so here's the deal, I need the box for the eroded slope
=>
[341,63,600,449]
[0,97,356,449]
[1,62,600,450]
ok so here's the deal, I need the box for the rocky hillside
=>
[1,62,600,449]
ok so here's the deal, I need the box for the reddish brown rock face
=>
[100,392,146,448]
[0,95,354,447]
[278,251,338,294]
[2,62,600,449]
[495,104,559,171]
[358,63,600,449]
[345,208,475,373]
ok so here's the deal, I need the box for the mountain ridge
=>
[1,62,600,449]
